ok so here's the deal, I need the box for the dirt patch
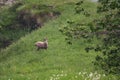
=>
[18,5,61,30]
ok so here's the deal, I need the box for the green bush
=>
[60,0,120,74]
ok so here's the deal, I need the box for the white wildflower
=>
[103,74,106,76]
[53,74,56,77]
[98,74,101,77]
[94,71,98,75]
[96,75,101,80]
[89,73,93,78]
[60,74,64,76]
[64,73,67,76]
[56,74,59,77]
[82,74,84,77]
[50,77,53,80]
[83,72,87,74]
[55,77,59,80]
[75,76,78,78]
[78,72,81,75]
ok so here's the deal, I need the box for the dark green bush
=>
[60,0,120,74]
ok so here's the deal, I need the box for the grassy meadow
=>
[0,0,119,80]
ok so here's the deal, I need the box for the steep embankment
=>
[0,0,117,80]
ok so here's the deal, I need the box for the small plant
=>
[49,71,107,80]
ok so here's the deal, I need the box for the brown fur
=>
[35,38,48,50]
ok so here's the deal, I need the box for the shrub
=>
[60,0,120,74]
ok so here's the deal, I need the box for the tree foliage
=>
[60,0,120,74]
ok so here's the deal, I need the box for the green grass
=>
[0,0,118,80]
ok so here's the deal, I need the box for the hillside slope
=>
[0,0,118,80]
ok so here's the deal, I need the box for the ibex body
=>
[35,38,48,50]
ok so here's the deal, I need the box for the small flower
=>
[94,71,97,75]
[53,74,55,76]
[82,74,84,77]
[50,77,53,80]
[56,74,59,77]
[60,74,64,76]
[64,73,67,76]
[83,72,87,74]
[98,74,101,77]
[78,72,81,75]
[89,73,93,78]
[103,74,106,76]
[75,76,78,78]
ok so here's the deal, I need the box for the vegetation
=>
[0,0,119,80]
[60,0,120,75]
[0,0,59,49]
